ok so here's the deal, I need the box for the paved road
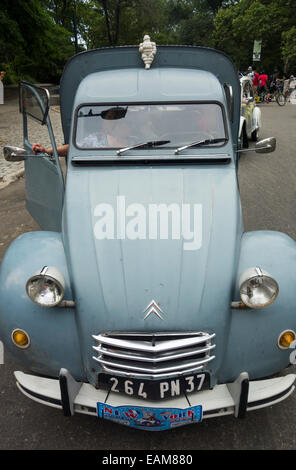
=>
[0,91,64,189]
[0,101,295,450]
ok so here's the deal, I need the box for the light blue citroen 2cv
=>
[1,38,296,431]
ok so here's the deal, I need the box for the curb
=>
[0,167,25,191]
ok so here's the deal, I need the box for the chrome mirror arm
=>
[237,137,276,154]
[3,146,49,162]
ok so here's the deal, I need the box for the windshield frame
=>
[72,101,229,155]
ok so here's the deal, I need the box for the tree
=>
[0,0,73,83]
[164,0,217,47]
[97,0,130,45]
[213,0,296,73]
[2,0,295,84]
[83,0,169,48]
[282,27,296,75]
[44,0,95,51]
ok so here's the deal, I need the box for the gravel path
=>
[0,92,64,190]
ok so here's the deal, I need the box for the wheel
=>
[251,128,259,142]
[276,92,286,106]
[242,124,249,148]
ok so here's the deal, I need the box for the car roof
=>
[74,68,225,105]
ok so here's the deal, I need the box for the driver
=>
[32,109,131,156]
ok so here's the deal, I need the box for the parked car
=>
[239,75,262,147]
[1,38,295,431]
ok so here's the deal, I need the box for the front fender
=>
[219,230,296,382]
[0,231,85,380]
[239,115,245,138]
[252,105,261,130]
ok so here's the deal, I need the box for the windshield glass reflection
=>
[75,103,227,150]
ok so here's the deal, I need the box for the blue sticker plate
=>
[97,403,202,430]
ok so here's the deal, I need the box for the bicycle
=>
[273,87,286,105]
[260,84,286,106]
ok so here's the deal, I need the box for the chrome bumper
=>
[14,369,295,428]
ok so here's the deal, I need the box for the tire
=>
[242,124,249,148]
[276,92,286,106]
[251,128,258,142]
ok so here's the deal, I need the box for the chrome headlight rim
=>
[26,266,65,307]
[239,266,279,309]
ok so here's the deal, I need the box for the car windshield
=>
[75,103,227,151]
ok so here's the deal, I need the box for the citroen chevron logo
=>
[143,300,164,321]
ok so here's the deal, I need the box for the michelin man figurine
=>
[139,35,157,69]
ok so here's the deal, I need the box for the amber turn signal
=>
[278,330,296,349]
[11,329,30,349]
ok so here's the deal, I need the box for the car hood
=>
[63,164,242,378]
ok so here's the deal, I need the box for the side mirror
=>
[255,137,276,154]
[3,146,27,161]
[238,137,276,155]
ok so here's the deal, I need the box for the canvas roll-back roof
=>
[60,45,240,144]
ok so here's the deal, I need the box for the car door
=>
[20,81,64,231]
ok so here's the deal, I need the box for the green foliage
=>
[214,0,296,74]
[0,0,73,83]
[163,1,215,47]
[282,26,296,74]
[82,0,170,48]
[1,0,296,83]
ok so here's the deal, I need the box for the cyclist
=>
[258,71,269,100]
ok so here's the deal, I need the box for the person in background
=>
[253,69,260,97]
[268,69,280,95]
[286,75,296,101]
[247,66,255,80]
[288,74,296,89]
[258,71,269,98]
[0,71,6,105]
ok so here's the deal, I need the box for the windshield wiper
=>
[174,138,227,154]
[117,140,170,156]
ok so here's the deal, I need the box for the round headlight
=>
[239,267,279,309]
[26,266,65,307]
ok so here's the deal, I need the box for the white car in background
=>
[239,75,262,148]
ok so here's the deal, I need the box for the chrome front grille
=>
[92,331,216,379]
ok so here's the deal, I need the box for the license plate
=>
[97,403,202,430]
[98,372,209,400]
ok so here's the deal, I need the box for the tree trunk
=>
[114,1,121,45]
[101,0,113,45]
